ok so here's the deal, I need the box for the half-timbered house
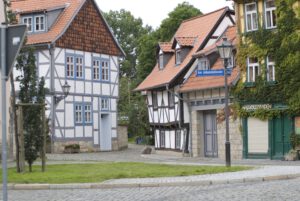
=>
[179,26,242,160]
[11,0,125,152]
[135,7,235,155]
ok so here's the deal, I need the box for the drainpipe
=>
[48,43,55,153]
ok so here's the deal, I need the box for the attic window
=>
[175,43,181,65]
[22,14,46,33]
[159,49,164,70]
[198,58,209,70]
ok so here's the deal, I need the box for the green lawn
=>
[1,162,251,184]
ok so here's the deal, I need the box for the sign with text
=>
[295,117,300,135]
[196,69,224,77]
[242,104,272,111]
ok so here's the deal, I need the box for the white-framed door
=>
[100,113,112,151]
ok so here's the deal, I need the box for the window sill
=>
[266,81,277,86]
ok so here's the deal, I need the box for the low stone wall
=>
[112,125,128,151]
[53,141,99,153]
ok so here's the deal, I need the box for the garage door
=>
[248,118,268,154]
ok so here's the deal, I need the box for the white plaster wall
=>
[85,126,93,137]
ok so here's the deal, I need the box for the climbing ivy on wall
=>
[232,0,300,119]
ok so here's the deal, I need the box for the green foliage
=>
[16,46,47,172]
[103,9,151,77]
[233,0,300,118]
[136,2,201,82]
[290,132,300,150]
[2,163,251,184]
[156,2,202,41]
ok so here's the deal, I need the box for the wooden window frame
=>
[245,2,258,32]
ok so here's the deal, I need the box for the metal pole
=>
[224,59,231,167]
[1,26,8,201]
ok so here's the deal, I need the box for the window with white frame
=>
[175,43,181,65]
[267,56,275,82]
[265,0,276,29]
[76,57,83,78]
[66,56,74,78]
[227,55,235,68]
[93,60,100,80]
[175,130,181,149]
[101,61,109,81]
[245,2,258,32]
[159,54,164,70]
[75,105,83,123]
[160,131,165,148]
[66,55,83,79]
[34,15,45,32]
[22,17,32,32]
[101,99,109,110]
[247,57,260,82]
[84,105,92,123]
[198,58,209,70]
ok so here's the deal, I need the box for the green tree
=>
[16,47,46,172]
[157,2,202,41]
[136,2,201,82]
[103,9,151,77]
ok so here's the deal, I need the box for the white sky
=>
[96,0,234,28]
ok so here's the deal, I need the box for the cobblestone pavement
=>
[6,178,300,201]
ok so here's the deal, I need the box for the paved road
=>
[6,178,300,201]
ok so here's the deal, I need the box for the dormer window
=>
[34,15,45,32]
[22,14,46,33]
[175,44,181,65]
[22,17,32,32]
[159,50,164,70]
[198,58,209,70]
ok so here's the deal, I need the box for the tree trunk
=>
[10,73,20,172]
[17,106,25,172]
[29,163,32,172]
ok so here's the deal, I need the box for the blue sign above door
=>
[196,68,233,77]
[196,69,224,77]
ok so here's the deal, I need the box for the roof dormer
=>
[157,42,173,70]
[172,37,196,66]
[20,5,65,34]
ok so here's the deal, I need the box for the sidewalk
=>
[3,144,300,190]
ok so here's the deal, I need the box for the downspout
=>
[48,43,55,153]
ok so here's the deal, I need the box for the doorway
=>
[100,114,112,151]
[204,110,218,157]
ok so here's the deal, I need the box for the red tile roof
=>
[135,7,230,92]
[179,58,239,92]
[11,0,85,45]
[159,42,173,53]
[194,26,237,57]
[175,37,197,47]
[180,26,239,92]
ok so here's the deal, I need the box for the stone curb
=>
[3,173,300,190]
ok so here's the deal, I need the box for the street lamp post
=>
[217,37,233,167]
[51,81,71,152]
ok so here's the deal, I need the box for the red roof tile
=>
[11,0,84,45]
[179,57,239,92]
[175,37,197,47]
[194,26,237,57]
[159,42,173,53]
[135,7,230,91]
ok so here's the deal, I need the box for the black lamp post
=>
[54,81,71,104]
[217,37,233,167]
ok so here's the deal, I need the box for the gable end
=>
[56,0,123,56]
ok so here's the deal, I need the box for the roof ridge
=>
[182,6,229,24]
